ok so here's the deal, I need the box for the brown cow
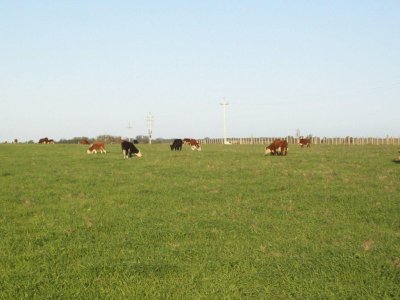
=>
[80,139,90,145]
[298,138,311,148]
[265,140,288,156]
[184,138,201,151]
[87,142,106,154]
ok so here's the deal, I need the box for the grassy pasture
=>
[0,143,399,299]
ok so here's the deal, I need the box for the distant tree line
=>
[58,135,122,144]
[56,135,175,144]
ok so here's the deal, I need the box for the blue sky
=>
[1,1,399,141]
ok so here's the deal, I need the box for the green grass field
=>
[1,143,399,299]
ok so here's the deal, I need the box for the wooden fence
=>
[200,137,400,145]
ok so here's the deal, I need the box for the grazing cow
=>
[183,138,201,151]
[298,138,311,148]
[121,140,142,158]
[47,139,55,144]
[80,139,90,145]
[265,140,288,156]
[39,137,49,144]
[394,151,400,163]
[87,142,106,154]
[170,139,183,151]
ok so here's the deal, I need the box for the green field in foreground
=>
[0,143,399,299]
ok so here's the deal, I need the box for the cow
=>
[265,140,288,156]
[298,138,311,148]
[183,138,201,151]
[87,142,106,154]
[47,139,55,144]
[394,151,400,163]
[170,139,183,151]
[39,137,49,144]
[121,140,142,158]
[80,139,90,145]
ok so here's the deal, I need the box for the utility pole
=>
[220,100,229,144]
[147,112,153,144]
[127,122,133,142]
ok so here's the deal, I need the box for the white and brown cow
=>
[121,140,142,158]
[87,142,107,154]
[265,140,288,156]
[80,139,90,145]
[298,138,311,148]
[183,138,201,151]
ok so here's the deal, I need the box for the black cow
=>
[170,139,183,151]
[39,137,49,144]
[121,140,142,158]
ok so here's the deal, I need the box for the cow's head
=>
[265,147,272,155]
[129,146,142,158]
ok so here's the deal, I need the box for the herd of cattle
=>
[85,138,201,158]
[83,137,313,158]
[5,136,398,161]
[34,136,313,157]
[38,137,55,144]
[170,138,202,151]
